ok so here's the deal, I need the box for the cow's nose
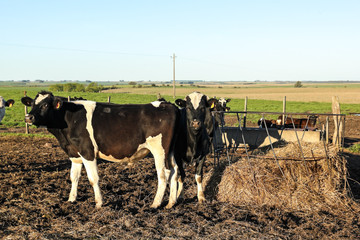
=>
[25,114,34,124]
[191,119,201,130]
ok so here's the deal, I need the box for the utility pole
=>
[171,53,176,98]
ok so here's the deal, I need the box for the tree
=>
[49,84,63,92]
[294,81,303,88]
[75,84,85,92]
[86,82,103,92]
[63,83,77,92]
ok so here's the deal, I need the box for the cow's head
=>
[208,97,231,112]
[0,97,15,108]
[5,99,15,107]
[206,97,231,126]
[21,91,64,127]
[176,92,212,132]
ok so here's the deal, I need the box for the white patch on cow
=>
[0,96,5,108]
[75,100,99,157]
[188,92,204,110]
[195,174,206,203]
[35,94,50,105]
[98,152,137,163]
[219,97,227,107]
[70,157,83,164]
[151,101,162,108]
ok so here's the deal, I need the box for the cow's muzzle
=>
[191,119,201,130]
[25,114,34,124]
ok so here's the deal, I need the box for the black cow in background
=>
[21,91,180,209]
[175,92,213,204]
[0,96,15,124]
[209,97,231,126]
[207,97,231,151]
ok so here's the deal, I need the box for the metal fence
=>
[211,111,346,169]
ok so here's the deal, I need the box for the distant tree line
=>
[49,82,104,92]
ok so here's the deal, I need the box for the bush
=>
[49,84,63,92]
[63,83,77,92]
[49,83,86,92]
[75,84,85,92]
[85,82,103,92]
[294,81,303,88]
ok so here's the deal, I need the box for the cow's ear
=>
[226,99,231,103]
[208,98,217,109]
[53,97,63,110]
[175,99,186,108]
[6,99,15,107]
[21,97,33,107]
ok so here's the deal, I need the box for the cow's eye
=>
[41,104,48,110]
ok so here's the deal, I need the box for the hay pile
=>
[215,142,353,212]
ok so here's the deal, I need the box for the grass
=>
[1,84,360,128]
[0,132,54,138]
[348,144,360,153]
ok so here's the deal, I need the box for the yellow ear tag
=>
[56,102,61,109]
[211,102,215,109]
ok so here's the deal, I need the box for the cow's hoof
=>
[165,201,176,209]
[198,197,206,204]
[150,203,160,209]
[95,202,103,209]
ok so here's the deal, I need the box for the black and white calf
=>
[175,92,213,204]
[21,91,180,209]
[0,96,15,124]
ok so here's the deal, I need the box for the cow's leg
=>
[82,158,103,208]
[150,146,168,209]
[68,158,83,203]
[195,156,206,204]
[145,136,168,208]
[165,152,178,209]
[0,108,5,123]
[177,162,185,201]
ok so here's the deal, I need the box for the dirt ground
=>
[1,117,360,239]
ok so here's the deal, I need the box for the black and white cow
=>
[175,92,213,204]
[0,96,15,124]
[21,91,180,209]
[207,97,231,149]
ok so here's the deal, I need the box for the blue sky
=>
[1,0,359,81]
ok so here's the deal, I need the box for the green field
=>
[1,83,360,128]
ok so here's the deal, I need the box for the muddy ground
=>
[1,117,360,239]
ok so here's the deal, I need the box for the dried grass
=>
[215,142,359,213]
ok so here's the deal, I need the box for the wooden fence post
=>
[282,96,286,126]
[24,91,29,134]
[108,96,111,103]
[326,116,329,144]
[332,96,342,148]
[243,96,248,128]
